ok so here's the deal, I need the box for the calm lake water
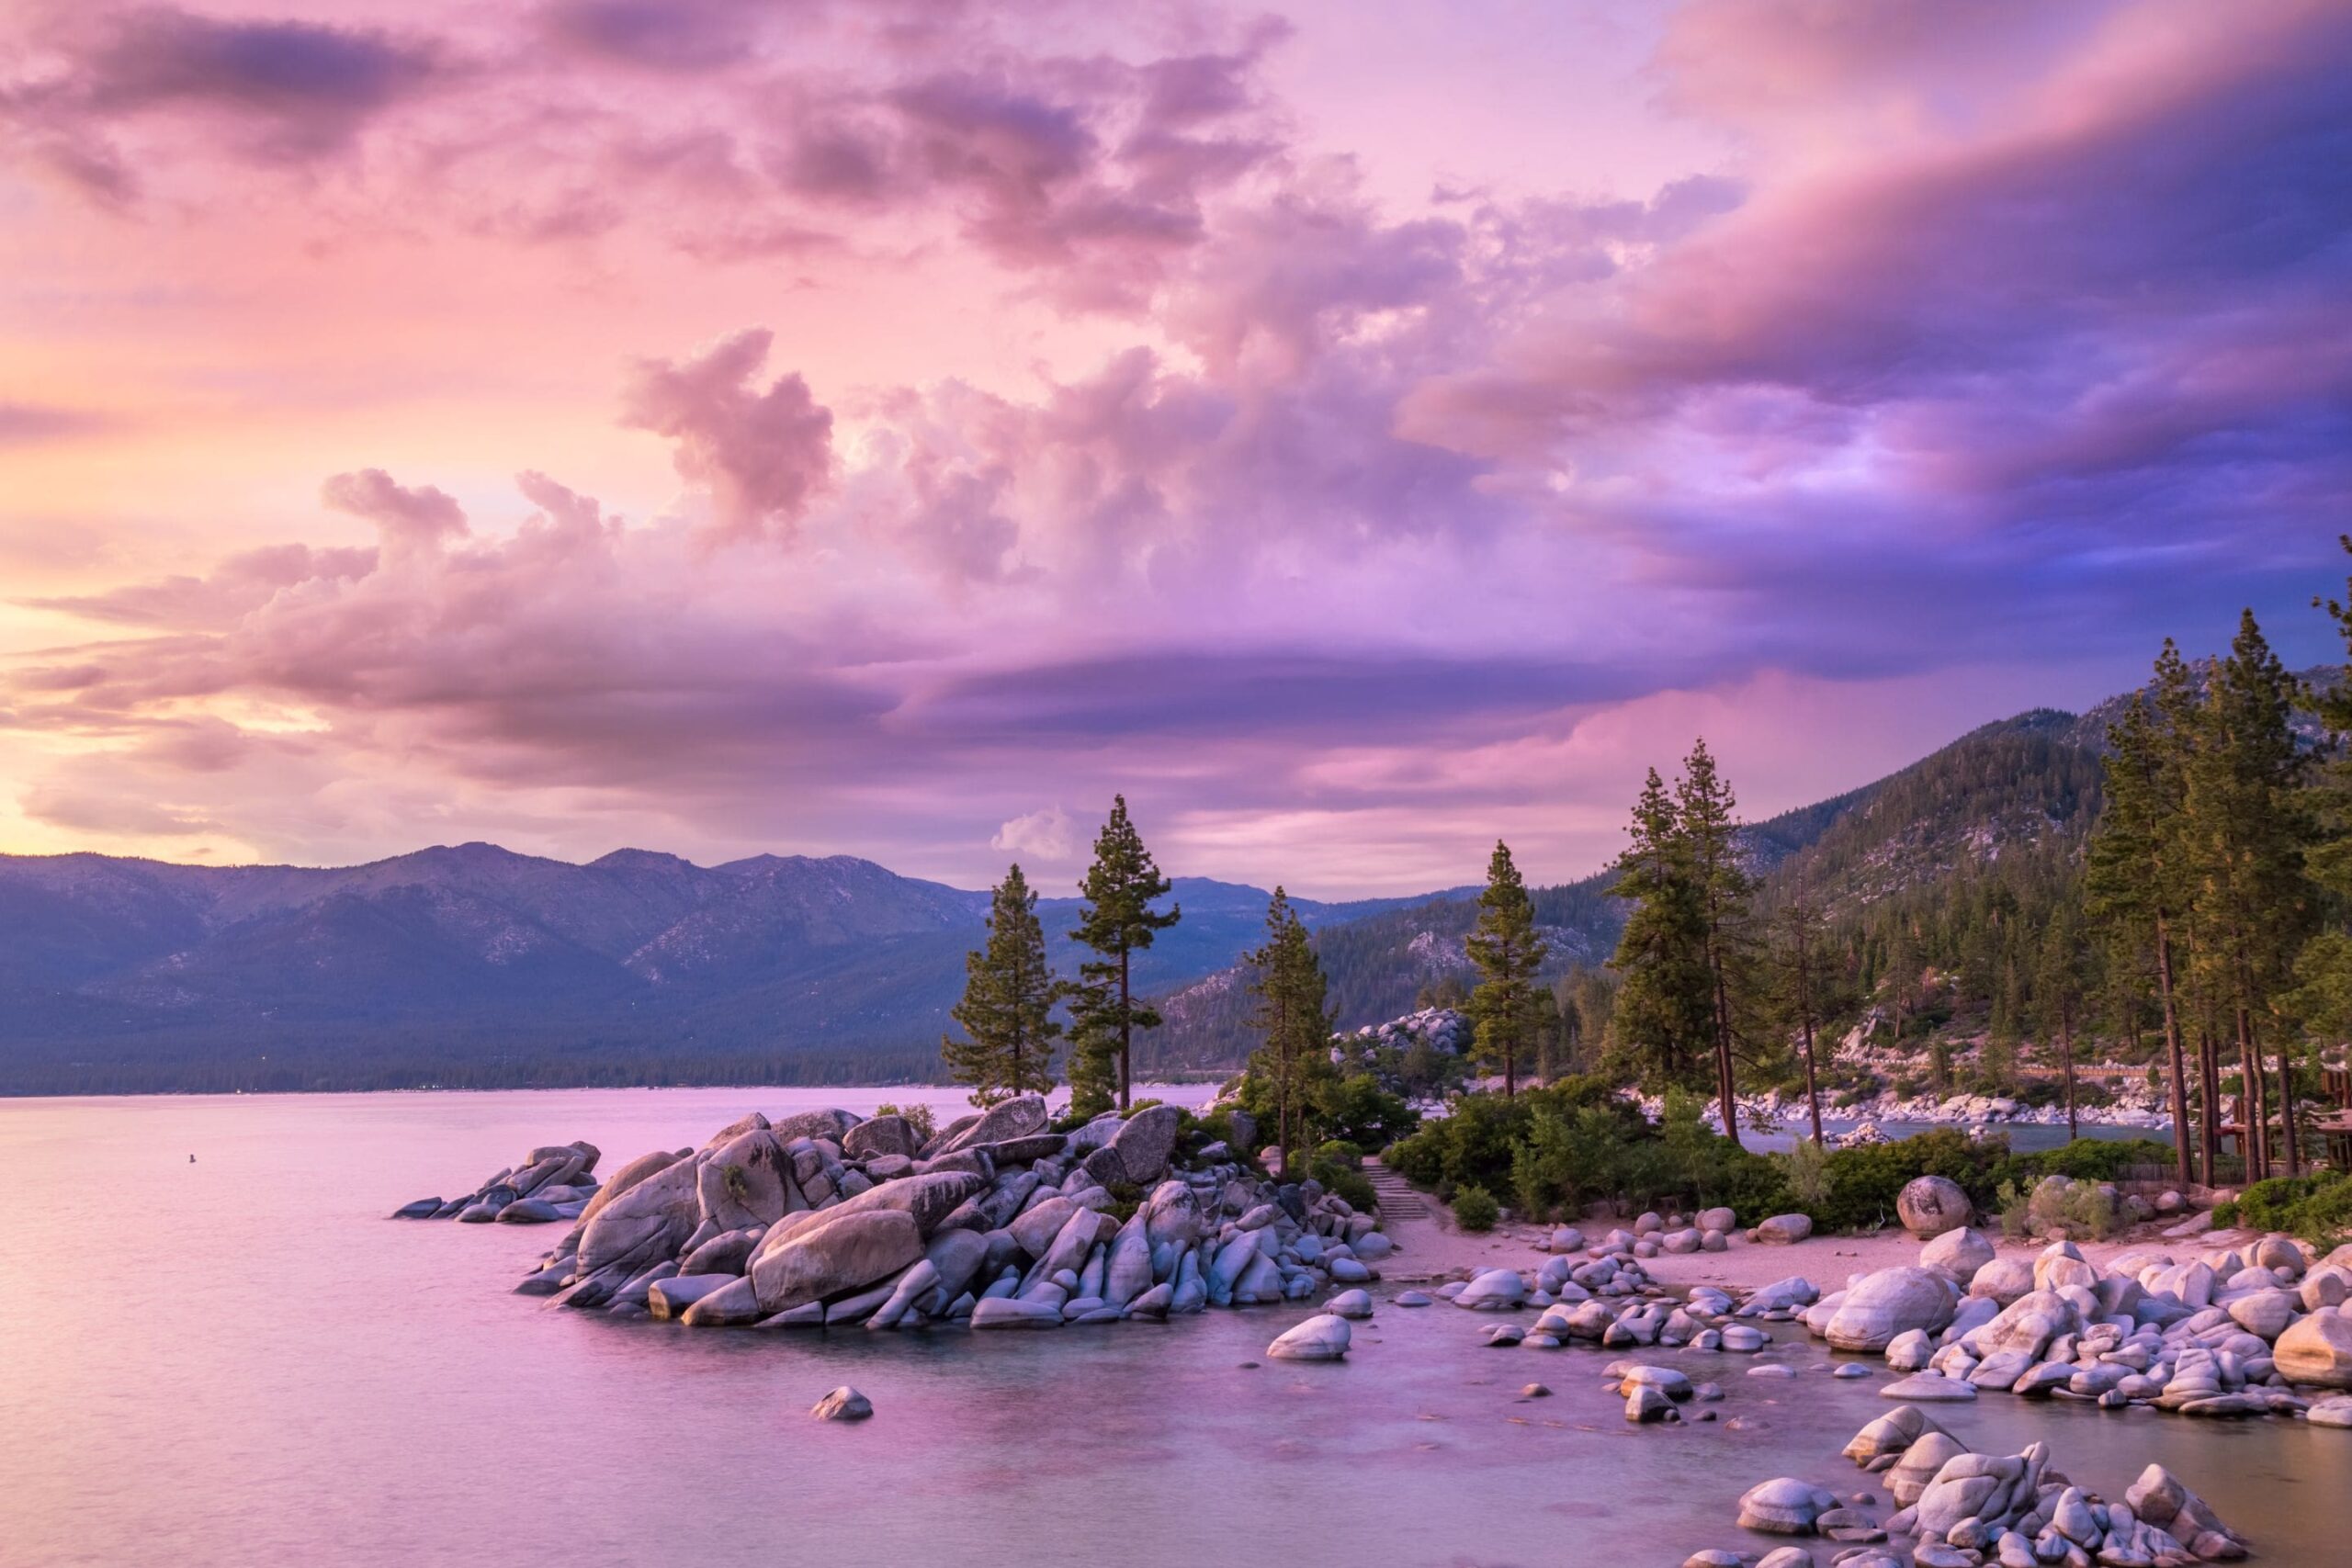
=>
[0,1088,2332,1568]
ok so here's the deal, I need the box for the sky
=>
[1,0,2347,897]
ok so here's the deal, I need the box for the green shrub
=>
[2225,1171,2352,1246]
[1453,1185,1500,1231]
[1774,1138,1835,1209]
[2027,1177,2116,1240]
[1310,1155,1378,1213]
[1996,1179,2032,1240]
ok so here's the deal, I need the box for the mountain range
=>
[0,678,2216,1094]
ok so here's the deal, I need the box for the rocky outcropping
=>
[391,1140,602,1223]
[484,1098,1385,1335]
[1781,1226,2352,1430]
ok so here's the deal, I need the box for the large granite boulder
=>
[843,1115,914,1161]
[1897,1176,1973,1239]
[1919,1225,1994,1283]
[749,1209,924,1314]
[939,1094,1049,1155]
[1824,1267,1956,1351]
[696,1129,795,1230]
[2273,1309,2352,1388]
[768,1109,860,1145]
[1756,1214,1814,1245]
[577,1156,701,1275]
[753,1170,985,1266]
[1967,1256,2036,1305]
[1109,1104,1183,1185]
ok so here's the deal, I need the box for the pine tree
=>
[1773,890,1833,1147]
[2034,898,2087,1141]
[2180,612,2310,1176]
[941,863,1062,1106]
[1466,840,1548,1095]
[1677,739,1759,1148]
[1608,768,1713,1094]
[1062,996,1119,1121]
[1069,795,1180,1111]
[1243,888,1336,1158]
[2086,661,2198,1186]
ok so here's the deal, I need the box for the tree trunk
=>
[2278,1028,2300,1177]
[2236,1006,2267,1180]
[1713,969,1741,1150]
[2198,1022,2222,1182]
[1117,948,1132,1112]
[2152,924,2192,1186]
[2060,1001,2078,1143]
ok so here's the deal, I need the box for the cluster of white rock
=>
[1699,1416,2247,1566]
[1333,1007,1468,1065]
[405,1095,1391,1333]
[1777,1174,2352,1427]
[391,1140,604,1223]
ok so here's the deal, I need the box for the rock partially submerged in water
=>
[467,1098,1386,1338]
[1266,1313,1351,1361]
[393,1140,602,1223]
[810,1386,872,1421]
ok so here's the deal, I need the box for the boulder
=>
[1967,1256,2036,1306]
[767,1109,859,1145]
[576,1156,701,1277]
[1328,1288,1374,1319]
[970,1296,1064,1330]
[749,1209,925,1314]
[1267,1314,1351,1361]
[1919,1226,1994,1283]
[1738,1477,1838,1536]
[1454,1268,1529,1310]
[938,1094,1049,1155]
[2273,1310,2352,1388]
[495,1199,560,1224]
[1823,1267,1956,1351]
[1697,1206,1736,1234]
[391,1197,444,1219]
[1896,1175,1972,1239]
[696,1129,795,1230]
[1757,1214,1814,1245]
[810,1386,873,1421]
[1108,1104,1184,1185]
[842,1115,913,1161]
[648,1273,741,1321]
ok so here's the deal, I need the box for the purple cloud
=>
[618,330,836,545]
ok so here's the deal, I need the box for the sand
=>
[1374,1198,2249,1291]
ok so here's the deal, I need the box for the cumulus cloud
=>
[619,330,835,545]
[990,804,1080,863]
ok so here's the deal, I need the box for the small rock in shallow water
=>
[1392,1291,1432,1307]
[1737,1476,1838,1535]
[810,1386,872,1421]
[1266,1314,1351,1361]
[1832,1363,1871,1379]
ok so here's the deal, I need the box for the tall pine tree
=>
[1466,840,1548,1095]
[1677,739,1759,1148]
[941,863,1062,1106]
[1608,768,1713,1094]
[1069,795,1180,1111]
[2086,666,2198,1186]
[1242,888,1337,1158]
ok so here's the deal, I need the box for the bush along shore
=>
[395,1096,1391,1329]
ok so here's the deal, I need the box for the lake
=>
[0,1088,2331,1567]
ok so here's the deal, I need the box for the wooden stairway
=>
[1362,1156,1430,1220]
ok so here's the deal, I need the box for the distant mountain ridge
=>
[4,667,2296,1094]
[0,843,1462,1094]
